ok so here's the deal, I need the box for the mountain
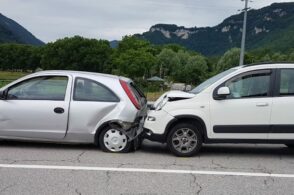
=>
[110,40,119,48]
[136,2,294,56]
[0,13,44,45]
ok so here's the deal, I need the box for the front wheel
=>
[99,127,132,153]
[167,123,203,157]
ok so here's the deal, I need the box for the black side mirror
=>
[0,90,8,100]
[214,87,230,100]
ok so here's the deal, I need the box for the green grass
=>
[146,91,166,101]
[0,80,11,87]
[0,71,28,80]
[0,71,28,87]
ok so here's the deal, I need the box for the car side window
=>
[279,69,294,96]
[7,76,68,101]
[225,70,271,99]
[73,78,119,102]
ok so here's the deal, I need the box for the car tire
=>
[167,122,203,157]
[134,135,144,150]
[99,126,132,153]
[285,144,294,148]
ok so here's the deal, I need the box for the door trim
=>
[213,125,294,133]
[213,125,269,133]
[271,125,294,133]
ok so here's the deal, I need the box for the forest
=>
[0,35,293,89]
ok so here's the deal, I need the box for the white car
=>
[0,71,147,153]
[144,63,294,156]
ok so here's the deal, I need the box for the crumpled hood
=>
[153,90,196,109]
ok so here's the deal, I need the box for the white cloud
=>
[1,0,293,42]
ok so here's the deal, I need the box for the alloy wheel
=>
[171,128,198,154]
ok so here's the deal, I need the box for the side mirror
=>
[216,87,230,100]
[0,90,7,100]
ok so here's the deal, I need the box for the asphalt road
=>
[0,140,294,195]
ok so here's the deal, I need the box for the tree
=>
[184,55,208,84]
[272,52,287,61]
[40,36,112,73]
[259,54,272,62]
[113,49,156,78]
[217,48,240,72]
[157,48,180,78]
[162,44,187,52]
[289,51,294,61]
[112,36,156,78]
[117,36,150,52]
[0,44,38,71]
[171,50,189,82]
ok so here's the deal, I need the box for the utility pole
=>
[239,0,250,66]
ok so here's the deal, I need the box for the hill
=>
[0,13,44,45]
[136,2,294,56]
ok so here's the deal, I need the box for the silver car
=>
[0,70,147,153]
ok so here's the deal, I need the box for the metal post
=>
[239,0,249,66]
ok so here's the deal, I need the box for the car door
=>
[0,75,72,139]
[209,69,274,140]
[269,68,294,140]
[67,77,120,136]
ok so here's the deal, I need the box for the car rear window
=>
[129,82,146,105]
[130,82,145,99]
[73,77,119,102]
[279,69,294,96]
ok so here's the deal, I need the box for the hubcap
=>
[104,129,127,152]
[172,128,197,154]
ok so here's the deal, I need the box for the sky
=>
[1,0,293,43]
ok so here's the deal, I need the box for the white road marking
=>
[0,164,293,178]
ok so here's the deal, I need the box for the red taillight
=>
[120,79,141,110]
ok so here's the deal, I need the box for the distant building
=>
[185,85,192,91]
[147,76,164,82]
[171,83,193,91]
[171,83,186,91]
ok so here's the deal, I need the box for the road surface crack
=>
[211,160,226,169]
[76,151,86,163]
[117,163,133,168]
[0,183,16,193]
[263,177,274,188]
[190,174,202,195]
[75,188,82,195]
[105,170,113,194]
[256,164,272,174]
[0,158,76,164]
[106,171,111,187]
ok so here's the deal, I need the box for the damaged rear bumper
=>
[108,117,145,142]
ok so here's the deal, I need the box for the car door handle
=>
[54,107,64,114]
[256,102,269,107]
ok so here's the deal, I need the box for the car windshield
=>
[190,68,238,94]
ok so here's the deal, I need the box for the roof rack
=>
[243,61,294,67]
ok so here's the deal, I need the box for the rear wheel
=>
[99,126,132,153]
[167,123,203,157]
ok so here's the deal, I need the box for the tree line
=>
[0,35,293,86]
